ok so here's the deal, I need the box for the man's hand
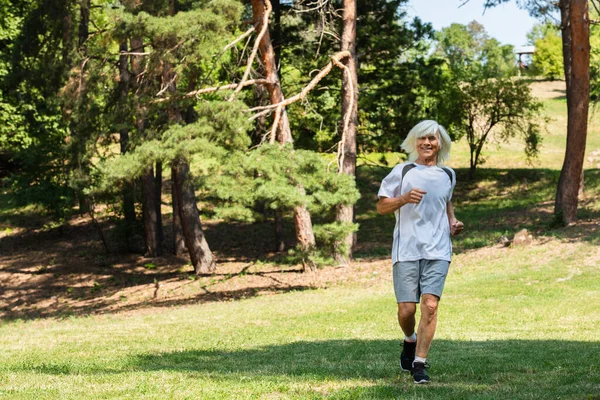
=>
[404,188,427,204]
[377,188,427,214]
[450,219,464,236]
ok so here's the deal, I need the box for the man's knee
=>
[397,302,417,320]
[421,295,439,317]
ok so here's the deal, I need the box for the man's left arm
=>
[446,201,464,236]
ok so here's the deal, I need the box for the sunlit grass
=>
[1,233,599,398]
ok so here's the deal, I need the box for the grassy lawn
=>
[1,235,599,399]
[1,81,600,398]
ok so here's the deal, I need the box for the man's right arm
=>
[377,188,427,215]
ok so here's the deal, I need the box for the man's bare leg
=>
[398,302,418,371]
[397,302,417,337]
[415,294,439,358]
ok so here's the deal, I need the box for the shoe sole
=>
[414,379,430,384]
[401,367,411,372]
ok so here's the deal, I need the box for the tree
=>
[272,0,439,154]
[1,0,78,217]
[434,22,543,179]
[97,0,248,270]
[483,0,594,225]
[441,77,543,179]
[435,21,516,79]
[248,0,318,271]
[554,0,590,224]
[204,145,360,268]
[335,0,358,265]
[533,25,564,79]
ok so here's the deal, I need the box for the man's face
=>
[416,132,440,160]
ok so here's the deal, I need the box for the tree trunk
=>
[142,165,161,257]
[554,0,590,225]
[130,36,145,96]
[172,168,186,255]
[274,209,285,252]
[155,161,164,245]
[173,161,216,274]
[130,35,163,253]
[468,142,477,180]
[294,187,317,272]
[250,0,292,143]
[159,42,191,257]
[251,0,317,268]
[272,0,281,69]
[335,0,358,265]
[73,0,91,214]
[78,0,90,49]
[118,40,136,245]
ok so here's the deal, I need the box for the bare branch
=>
[156,73,178,97]
[459,0,470,9]
[270,105,283,144]
[119,51,152,56]
[229,0,273,100]
[592,0,600,20]
[293,0,330,13]
[153,79,270,103]
[248,50,351,120]
[224,27,256,52]
[189,79,269,97]
[331,56,354,174]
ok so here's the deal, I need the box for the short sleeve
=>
[448,167,456,201]
[377,164,404,199]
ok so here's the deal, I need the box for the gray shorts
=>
[393,259,450,303]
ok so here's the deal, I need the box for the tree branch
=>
[224,26,256,52]
[153,79,270,103]
[247,50,351,120]
[229,0,273,100]
[331,56,354,174]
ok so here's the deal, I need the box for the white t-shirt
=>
[377,162,456,263]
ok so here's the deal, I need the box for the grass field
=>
[1,237,599,399]
[1,81,600,399]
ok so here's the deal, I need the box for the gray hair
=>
[401,120,452,166]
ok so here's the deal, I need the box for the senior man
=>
[377,120,464,384]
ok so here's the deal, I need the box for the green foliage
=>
[533,27,563,80]
[440,76,544,177]
[204,144,360,263]
[433,22,543,177]
[277,0,441,153]
[0,0,247,220]
[206,145,359,219]
[0,0,75,216]
[312,221,359,261]
[526,22,558,45]
[589,9,600,101]
[98,100,251,190]
[435,21,516,79]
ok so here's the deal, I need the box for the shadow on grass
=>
[130,339,600,398]
[15,339,600,398]
[0,216,312,321]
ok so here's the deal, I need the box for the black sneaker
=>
[400,340,416,372]
[411,361,430,384]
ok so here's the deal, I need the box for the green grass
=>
[1,236,599,398]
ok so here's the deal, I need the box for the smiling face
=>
[415,132,440,164]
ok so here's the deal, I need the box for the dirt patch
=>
[529,80,566,100]
[0,216,391,321]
